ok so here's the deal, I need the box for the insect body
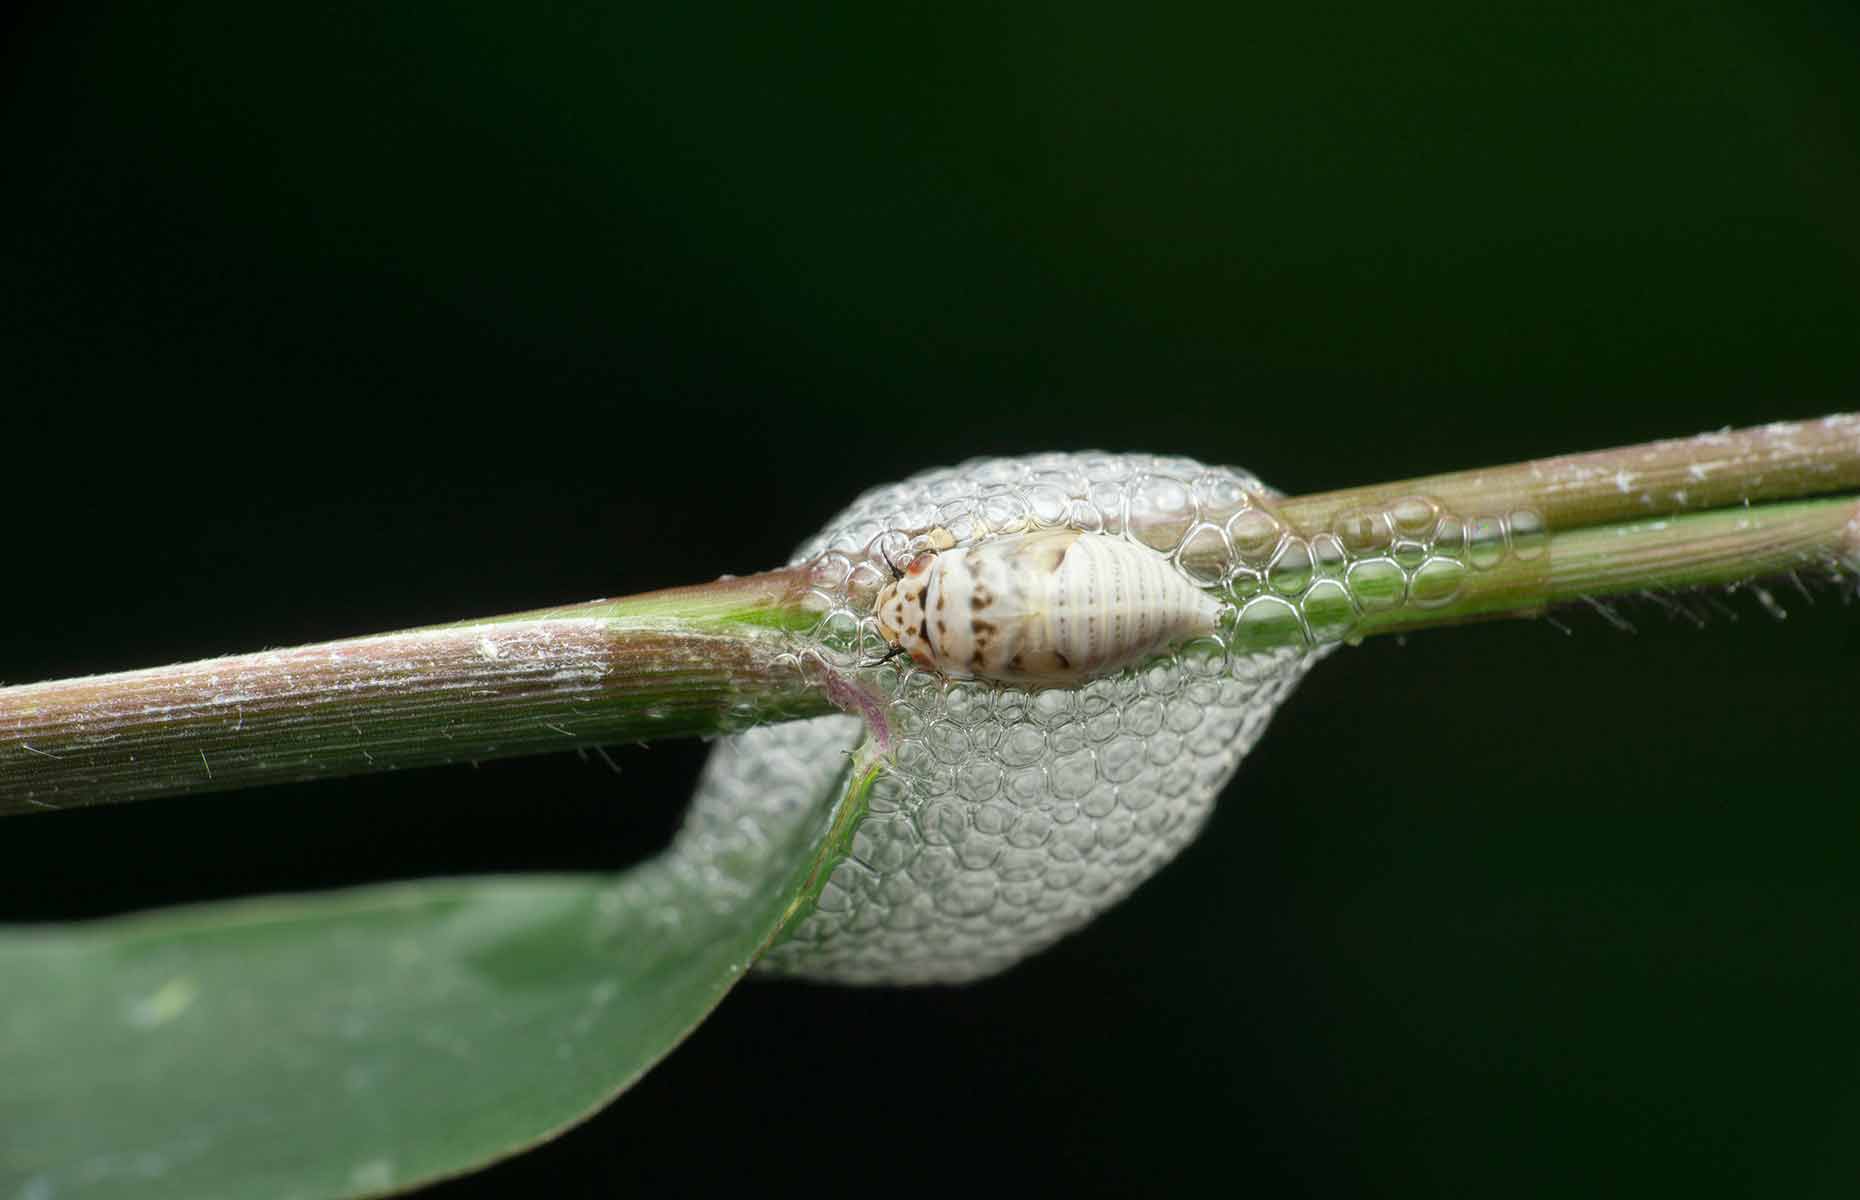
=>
[873,529,1222,685]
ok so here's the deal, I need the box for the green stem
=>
[1224,496,1859,655]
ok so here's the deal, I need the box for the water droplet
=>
[918,799,968,846]
[1050,750,1097,799]
[1390,495,1439,537]
[1122,696,1164,737]
[1004,768,1044,809]
[1392,538,1427,570]
[1006,809,1053,847]
[1409,558,1467,608]
[907,845,959,887]
[1225,568,1264,602]
[972,803,1013,836]
[1226,508,1284,564]
[1077,783,1115,820]
[954,835,1004,871]
[992,690,1031,726]
[867,771,909,814]
[999,726,1047,768]
[1301,578,1357,643]
[1179,635,1230,678]
[1235,595,1307,646]
[890,705,928,740]
[1025,484,1070,524]
[942,682,992,726]
[956,760,1004,802]
[1310,533,1347,576]
[982,493,1029,532]
[1075,684,1116,720]
[1508,508,1547,560]
[1030,688,1076,728]
[817,610,860,656]
[1142,659,1185,694]
[1335,510,1393,555]
[973,458,1023,486]
[1099,735,1145,782]
[1197,475,1249,515]
[868,527,909,566]
[809,554,853,590]
[1097,812,1137,850]
[1047,723,1087,757]
[1467,516,1507,569]
[1087,482,1125,531]
[882,901,930,932]
[816,877,853,913]
[1267,537,1315,596]
[1165,696,1206,733]
[926,721,972,764]
[933,876,998,917]
[1050,497,1094,533]
[1131,476,1196,550]
[1178,523,1229,584]
[1431,514,1465,558]
[1345,558,1406,611]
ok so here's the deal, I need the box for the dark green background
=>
[5,2,1860,1195]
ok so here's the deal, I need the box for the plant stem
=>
[1275,413,1860,537]
[5,417,1858,815]
[1213,495,1860,656]
[0,573,833,816]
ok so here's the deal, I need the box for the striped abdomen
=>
[900,530,1221,685]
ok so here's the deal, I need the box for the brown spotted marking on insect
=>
[872,529,1223,685]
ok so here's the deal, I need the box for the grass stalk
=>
[5,417,1857,814]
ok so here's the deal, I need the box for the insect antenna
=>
[859,643,909,671]
[868,533,910,581]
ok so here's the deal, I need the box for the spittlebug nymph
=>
[872,529,1223,685]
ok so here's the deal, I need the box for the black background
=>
[5,3,1860,1195]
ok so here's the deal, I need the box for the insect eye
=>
[908,557,930,575]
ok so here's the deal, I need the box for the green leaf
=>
[0,719,863,1199]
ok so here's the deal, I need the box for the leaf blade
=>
[0,717,863,1199]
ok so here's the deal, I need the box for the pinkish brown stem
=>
[0,573,832,816]
[1276,414,1860,538]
